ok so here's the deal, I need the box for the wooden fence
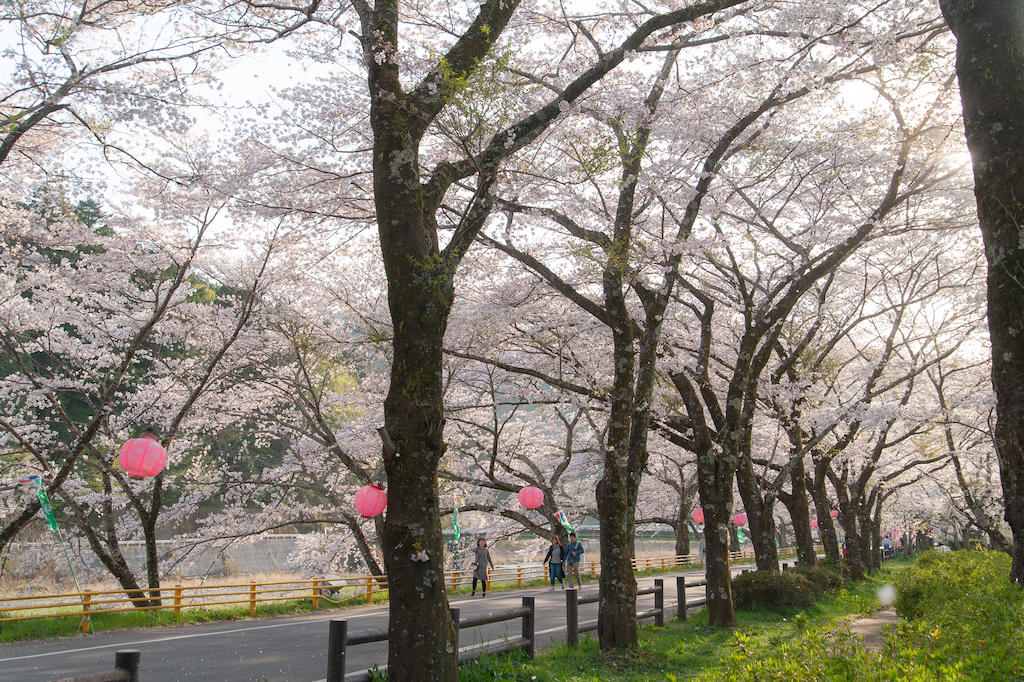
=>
[0,548,800,628]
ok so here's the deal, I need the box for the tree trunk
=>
[735,461,779,570]
[942,0,1024,585]
[375,128,458,678]
[701,490,736,628]
[810,463,840,564]
[786,459,817,566]
[596,328,639,651]
[674,509,692,557]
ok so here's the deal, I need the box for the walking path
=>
[848,608,898,652]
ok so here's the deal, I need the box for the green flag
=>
[737,527,746,544]
[451,493,460,542]
[36,484,58,532]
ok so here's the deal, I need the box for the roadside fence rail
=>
[326,597,536,682]
[1,548,807,627]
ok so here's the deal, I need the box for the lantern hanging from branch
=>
[118,430,167,478]
[518,486,543,510]
[830,509,839,519]
[731,513,747,526]
[354,484,387,518]
[691,507,704,524]
[811,518,819,528]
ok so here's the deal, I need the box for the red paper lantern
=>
[518,486,544,510]
[811,518,819,528]
[118,434,167,478]
[691,507,704,524]
[830,509,839,519]
[731,513,747,526]
[354,484,387,518]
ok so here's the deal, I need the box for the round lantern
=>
[118,432,167,478]
[731,513,747,526]
[830,509,839,519]
[811,518,819,529]
[354,484,387,518]
[518,486,544,510]
[691,507,704,524]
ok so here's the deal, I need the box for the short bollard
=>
[676,575,687,621]
[782,563,789,571]
[566,588,579,648]
[522,596,535,659]
[327,619,347,682]
[654,579,664,627]
[115,650,141,682]
[450,606,461,650]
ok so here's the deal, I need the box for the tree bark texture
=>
[810,462,841,564]
[942,0,1024,584]
[786,458,817,566]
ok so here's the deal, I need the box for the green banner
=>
[35,483,57,532]
[451,494,460,542]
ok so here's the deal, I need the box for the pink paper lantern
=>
[811,518,819,528]
[731,513,747,526]
[354,484,387,518]
[518,486,544,510]
[118,435,167,478]
[691,507,704,524]
[830,509,839,519]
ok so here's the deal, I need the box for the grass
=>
[459,560,912,681]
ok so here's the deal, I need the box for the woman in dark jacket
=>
[471,537,494,597]
[543,536,565,590]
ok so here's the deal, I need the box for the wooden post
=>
[114,650,141,682]
[782,563,789,571]
[365,575,373,601]
[521,596,535,659]
[450,569,457,594]
[449,606,460,651]
[313,579,321,609]
[654,579,664,627]
[565,588,579,648]
[249,583,257,616]
[327,619,347,682]
[80,591,92,633]
[676,576,687,621]
[517,566,522,588]
[173,585,182,618]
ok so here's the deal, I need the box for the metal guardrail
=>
[0,548,805,627]
[326,597,536,682]
[47,650,140,682]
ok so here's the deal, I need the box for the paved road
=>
[0,566,752,682]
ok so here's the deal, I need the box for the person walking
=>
[564,532,585,588]
[470,537,494,597]
[543,535,566,590]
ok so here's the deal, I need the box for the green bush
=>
[731,570,818,611]
[792,563,846,592]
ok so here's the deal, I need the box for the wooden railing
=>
[0,548,802,627]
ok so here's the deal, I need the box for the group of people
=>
[466,532,586,597]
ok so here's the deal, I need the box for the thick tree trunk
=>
[701,490,736,628]
[786,460,817,566]
[810,463,841,564]
[596,330,639,651]
[942,0,1024,585]
[735,462,779,571]
[840,508,865,581]
[374,127,458,678]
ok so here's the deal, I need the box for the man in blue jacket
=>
[565,532,585,589]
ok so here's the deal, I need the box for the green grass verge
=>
[459,560,911,681]
[0,592,394,644]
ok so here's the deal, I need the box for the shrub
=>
[792,564,846,593]
[731,570,817,611]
